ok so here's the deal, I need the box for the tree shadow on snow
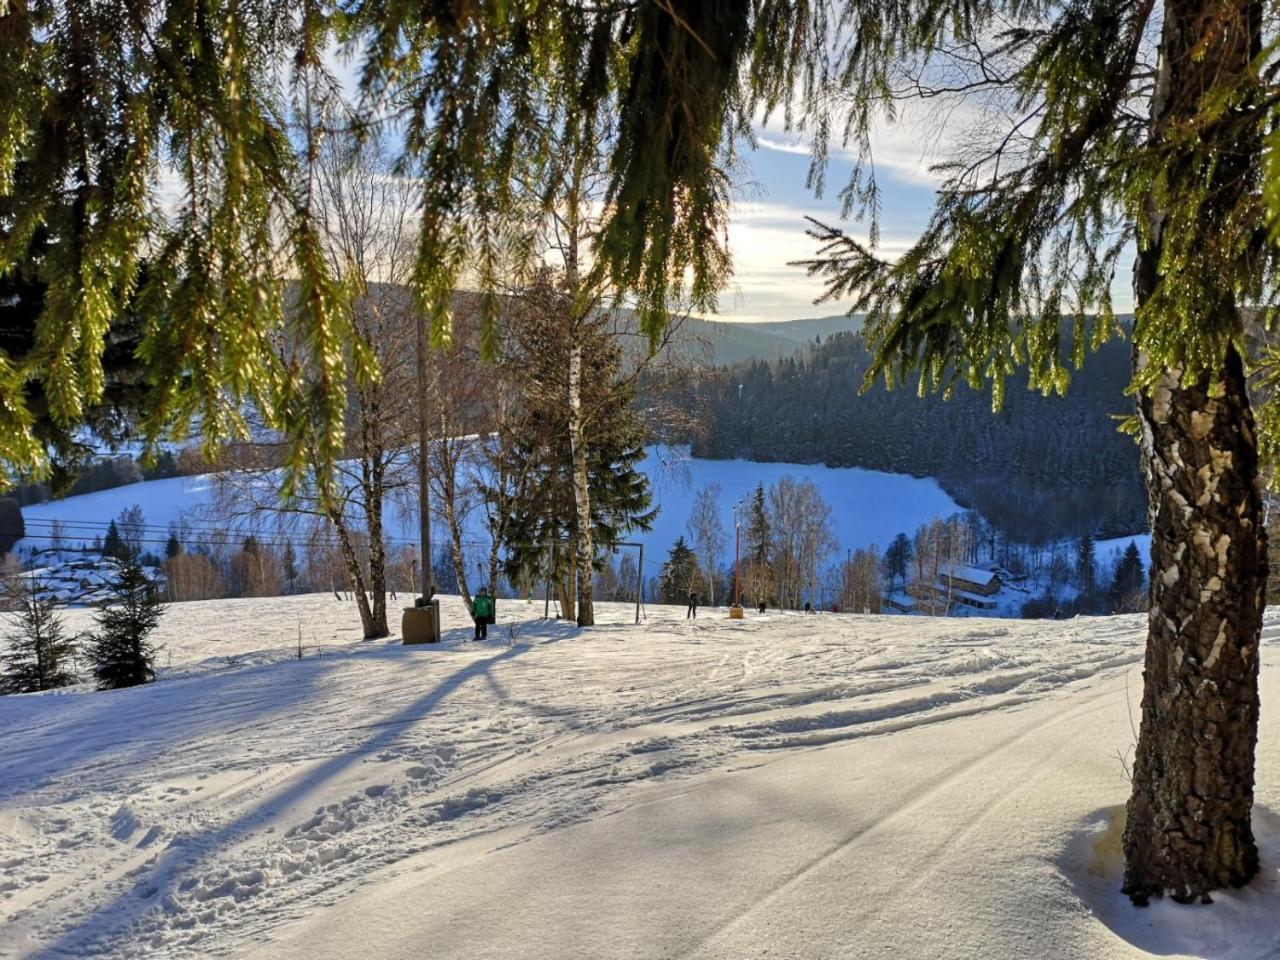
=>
[25,642,531,959]
[0,655,341,805]
[1058,804,1280,959]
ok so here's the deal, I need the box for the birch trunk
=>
[357,389,389,638]
[569,339,595,626]
[330,514,380,640]
[557,546,577,623]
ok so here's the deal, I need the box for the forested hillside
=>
[688,331,1145,543]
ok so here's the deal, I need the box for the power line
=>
[9,519,663,564]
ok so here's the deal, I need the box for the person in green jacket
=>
[471,587,495,641]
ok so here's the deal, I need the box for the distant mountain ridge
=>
[671,314,863,365]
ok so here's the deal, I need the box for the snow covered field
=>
[13,447,963,564]
[3,597,1279,959]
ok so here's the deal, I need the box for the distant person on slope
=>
[686,589,698,620]
[471,587,495,641]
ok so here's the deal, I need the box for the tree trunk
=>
[1123,349,1265,904]
[365,465,389,638]
[436,435,473,607]
[1122,0,1264,904]
[443,484,472,607]
[356,386,390,638]
[556,543,576,622]
[331,516,381,640]
[569,340,594,626]
[488,537,503,604]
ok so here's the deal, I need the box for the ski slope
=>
[14,447,962,565]
[3,596,1278,958]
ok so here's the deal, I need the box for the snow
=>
[639,447,962,560]
[12,447,963,569]
[1097,534,1152,564]
[941,562,1000,587]
[17,475,220,549]
[3,595,1279,958]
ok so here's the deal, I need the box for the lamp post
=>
[403,308,441,644]
[730,497,745,619]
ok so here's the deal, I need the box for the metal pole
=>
[416,311,434,602]
[635,543,644,625]
[733,503,742,608]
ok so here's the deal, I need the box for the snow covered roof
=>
[885,592,918,611]
[941,564,1000,587]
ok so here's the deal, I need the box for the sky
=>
[310,47,1135,329]
[720,123,942,324]
[725,113,1138,325]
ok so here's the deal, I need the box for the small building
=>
[940,564,1001,597]
[884,592,918,613]
[948,588,1000,611]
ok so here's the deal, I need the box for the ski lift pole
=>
[729,499,744,618]
[403,307,440,644]
[635,543,644,625]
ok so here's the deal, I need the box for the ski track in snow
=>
[0,595,1249,958]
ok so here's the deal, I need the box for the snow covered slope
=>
[14,447,963,563]
[3,597,1278,958]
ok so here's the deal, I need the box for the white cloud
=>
[751,97,998,189]
[753,134,813,157]
[715,201,919,323]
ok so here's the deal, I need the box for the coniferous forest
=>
[684,329,1145,544]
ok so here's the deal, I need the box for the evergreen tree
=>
[281,541,299,594]
[882,533,913,592]
[2,576,78,693]
[658,538,701,606]
[1111,543,1147,610]
[745,484,770,567]
[88,560,165,690]
[1076,534,1097,592]
[787,0,1277,901]
[164,533,182,559]
[487,298,656,622]
[102,521,125,562]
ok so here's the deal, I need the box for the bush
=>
[87,561,165,690]
[2,576,78,693]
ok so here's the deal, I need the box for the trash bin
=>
[402,598,440,644]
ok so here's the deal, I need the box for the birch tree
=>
[213,135,419,638]
[686,483,727,606]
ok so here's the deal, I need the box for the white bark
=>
[569,338,594,626]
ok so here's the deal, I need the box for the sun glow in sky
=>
[725,112,956,324]
[727,114,1137,324]
[722,132,936,324]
